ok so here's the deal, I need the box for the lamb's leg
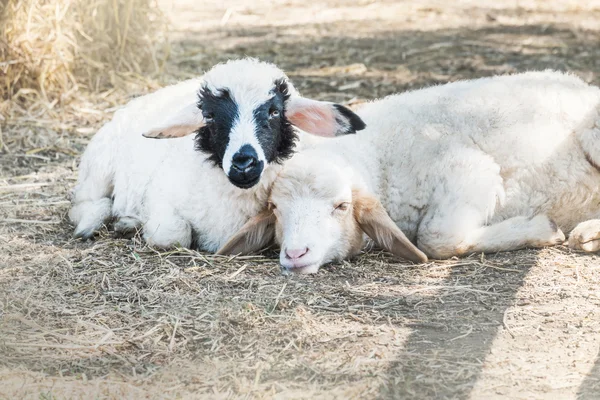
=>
[69,127,115,240]
[70,198,113,240]
[416,149,564,259]
[114,216,142,239]
[419,208,565,259]
[143,212,192,249]
[568,219,600,252]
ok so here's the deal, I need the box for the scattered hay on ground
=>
[1,0,600,398]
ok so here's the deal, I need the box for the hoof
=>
[568,220,600,253]
[74,228,96,241]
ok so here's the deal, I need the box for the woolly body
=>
[259,70,600,266]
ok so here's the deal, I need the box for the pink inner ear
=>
[287,99,338,137]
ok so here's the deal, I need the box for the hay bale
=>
[0,0,169,106]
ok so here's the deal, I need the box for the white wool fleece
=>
[267,70,600,262]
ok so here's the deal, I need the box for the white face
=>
[268,163,363,274]
[216,151,428,273]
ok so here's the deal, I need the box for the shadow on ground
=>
[578,350,600,399]
[170,22,600,101]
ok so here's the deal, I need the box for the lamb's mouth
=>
[280,262,321,275]
[228,174,261,189]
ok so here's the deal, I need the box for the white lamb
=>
[219,70,600,273]
[68,58,365,250]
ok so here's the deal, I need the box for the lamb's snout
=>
[280,243,320,274]
[285,247,309,261]
[228,144,264,189]
[232,152,256,172]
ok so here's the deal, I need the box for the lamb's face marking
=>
[195,79,296,189]
[141,59,366,190]
[252,79,297,164]
[195,87,239,167]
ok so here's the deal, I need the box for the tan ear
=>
[216,210,276,255]
[142,102,205,139]
[286,97,366,137]
[353,190,428,263]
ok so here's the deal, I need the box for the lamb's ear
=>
[286,97,366,137]
[353,190,428,263]
[216,210,276,255]
[142,102,205,139]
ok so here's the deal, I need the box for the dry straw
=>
[0,0,169,110]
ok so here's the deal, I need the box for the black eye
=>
[204,113,214,123]
[268,202,277,210]
[269,108,280,119]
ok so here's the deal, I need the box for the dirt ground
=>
[1,0,600,398]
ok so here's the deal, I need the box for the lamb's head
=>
[142,58,365,189]
[217,155,428,273]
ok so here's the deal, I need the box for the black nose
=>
[232,150,257,172]
[228,145,264,189]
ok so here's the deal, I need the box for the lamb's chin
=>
[280,263,321,275]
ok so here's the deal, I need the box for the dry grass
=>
[1,0,600,398]
[0,0,168,154]
[0,0,168,101]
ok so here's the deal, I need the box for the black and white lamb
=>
[68,58,365,250]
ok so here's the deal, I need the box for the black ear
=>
[332,104,366,134]
[285,97,366,137]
